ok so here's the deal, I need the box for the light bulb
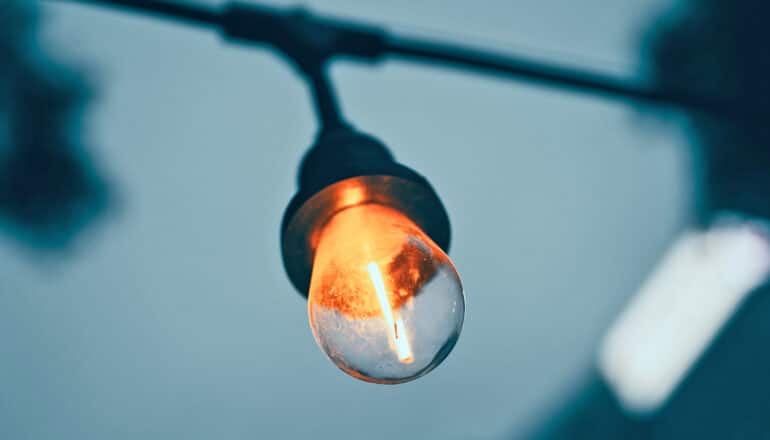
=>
[308,203,464,384]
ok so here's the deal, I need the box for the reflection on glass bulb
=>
[367,262,414,364]
[308,203,464,384]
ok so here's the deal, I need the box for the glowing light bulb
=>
[308,203,464,384]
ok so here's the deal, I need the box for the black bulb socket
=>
[281,127,451,296]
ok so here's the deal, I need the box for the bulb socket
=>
[281,127,451,296]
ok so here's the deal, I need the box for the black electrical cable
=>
[305,66,348,131]
[382,36,725,114]
[52,0,221,27]
[47,0,730,117]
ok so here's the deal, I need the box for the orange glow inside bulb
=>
[306,199,464,383]
[308,203,444,365]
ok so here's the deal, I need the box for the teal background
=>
[0,1,690,438]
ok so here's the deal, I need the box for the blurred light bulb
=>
[599,219,770,413]
[308,203,464,384]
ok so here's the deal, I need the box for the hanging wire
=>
[48,0,732,120]
[305,66,348,131]
[53,0,221,26]
[383,36,727,114]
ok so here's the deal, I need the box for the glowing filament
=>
[367,262,414,363]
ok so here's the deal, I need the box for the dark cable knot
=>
[221,2,388,75]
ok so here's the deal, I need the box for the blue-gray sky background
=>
[1,1,690,438]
